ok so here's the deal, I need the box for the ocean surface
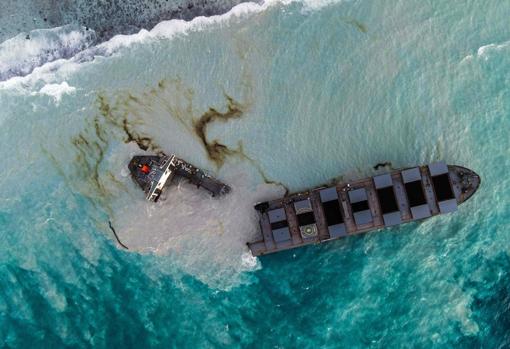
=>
[0,0,509,347]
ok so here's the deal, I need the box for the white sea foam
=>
[0,2,271,89]
[0,0,343,90]
[461,40,510,63]
[111,160,284,289]
[450,286,480,335]
[298,0,345,11]
[476,41,510,59]
[99,1,271,53]
[37,82,76,104]
[0,25,96,81]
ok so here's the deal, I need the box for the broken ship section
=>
[248,162,480,256]
[128,154,231,202]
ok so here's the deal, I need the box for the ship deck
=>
[248,162,480,256]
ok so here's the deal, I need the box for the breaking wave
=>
[0,0,342,86]
[0,25,96,81]
[0,2,270,88]
[0,1,269,84]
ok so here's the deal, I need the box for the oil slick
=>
[340,17,368,34]
[108,77,287,191]
[97,94,163,154]
[373,161,392,170]
[56,78,288,286]
[192,95,244,168]
[108,220,129,249]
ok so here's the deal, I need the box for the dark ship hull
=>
[128,154,230,202]
[248,162,480,256]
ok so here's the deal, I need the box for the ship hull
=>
[128,154,231,201]
[248,162,480,256]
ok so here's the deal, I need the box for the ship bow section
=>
[449,165,481,204]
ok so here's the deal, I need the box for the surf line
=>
[108,220,129,250]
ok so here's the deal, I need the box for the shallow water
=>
[0,0,509,347]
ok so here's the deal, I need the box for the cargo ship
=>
[128,154,230,202]
[248,162,480,256]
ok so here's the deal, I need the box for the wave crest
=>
[0,24,96,81]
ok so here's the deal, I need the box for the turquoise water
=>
[0,0,509,347]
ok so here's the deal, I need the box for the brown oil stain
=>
[350,20,367,34]
[192,95,244,168]
[156,79,288,193]
[42,145,111,215]
[66,77,287,207]
[65,92,165,211]
[150,81,288,191]
[72,121,108,196]
[340,17,368,34]
[240,146,290,196]
[64,89,167,207]
[135,77,196,136]
[373,161,393,170]
[97,94,164,154]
